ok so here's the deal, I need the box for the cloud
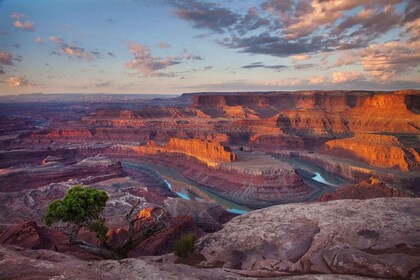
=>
[309,76,328,85]
[49,36,100,61]
[0,51,14,65]
[361,40,420,80]
[13,20,35,32]
[183,52,202,60]
[259,78,304,87]
[291,54,310,62]
[10,12,35,32]
[158,42,170,49]
[107,52,116,57]
[241,62,287,70]
[169,0,410,61]
[331,51,359,68]
[294,63,315,70]
[0,51,16,74]
[125,42,181,76]
[236,6,271,35]
[34,37,42,43]
[49,36,64,44]
[169,0,239,33]
[332,71,363,83]
[6,76,35,87]
[219,32,329,57]
[9,13,27,20]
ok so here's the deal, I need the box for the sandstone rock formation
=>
[0,155,123,192]
[318,178,412,201]
[165,199,234,232]
[0,245,378,279]
[325,133,420,171]
[134,138,236,166]
[0,221,47,250]
[197,197,420,279]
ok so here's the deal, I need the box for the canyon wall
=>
[134,138,236,166]
[325,133,420,171]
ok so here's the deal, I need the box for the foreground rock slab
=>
[197,197,420,279]
[0,245,380,280]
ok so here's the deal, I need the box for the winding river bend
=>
[122,155,349,214]
[122,161,251,214]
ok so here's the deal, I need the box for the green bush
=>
[174,233,196,258]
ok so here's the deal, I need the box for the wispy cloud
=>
[125,42,202,77]
[125,42,180,76]
[49,36,100,61]
[0,51,18,75]
[158,42,170,49]
[361,40,420,80]
[0,51,14,66]
[10,12,35,32]
[169,0,239,33]
[332,71,363,83]
[241,62,287,70]
[6,75,36,87]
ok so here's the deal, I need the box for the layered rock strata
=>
[134,138,236,166]
[325,133,420,171]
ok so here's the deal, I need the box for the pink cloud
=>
[49,36,100,61]
[49,36,64,44]
[331,51,359,68]
[0,51,14,65]
[13,20,35,32]
[361,40,420,80]
[9,12,27,20]
[125,42,181,76]
[309,76,328,85]
[332,71,362,83]
[6,76,34,87]
[158,42,170,49]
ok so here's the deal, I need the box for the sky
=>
[0,0,419,95]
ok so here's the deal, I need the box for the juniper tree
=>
[45,185,166,259]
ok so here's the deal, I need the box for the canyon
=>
[0,90,419,279]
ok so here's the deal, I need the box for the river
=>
[123,155,348,215]
[122,161,252,214]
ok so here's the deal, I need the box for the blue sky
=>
[0,0,419,94]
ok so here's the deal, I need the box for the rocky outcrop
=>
[0,221,47,249]
[197,197,420,279]
[318,178,412,201]
[166,199,234,232]
[132,215,198,256]
[325,133,420,171]
[0,156,123,192]
[31,129,92,139]
[1,245,376,280]
[134,138,236,166]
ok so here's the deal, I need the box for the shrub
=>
[174,233,196,258]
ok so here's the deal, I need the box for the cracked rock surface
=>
[197,197,420,279]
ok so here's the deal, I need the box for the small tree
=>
[45,185,166,259]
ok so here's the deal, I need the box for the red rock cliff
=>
[134,138,236,165]
[325,133,420,171]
